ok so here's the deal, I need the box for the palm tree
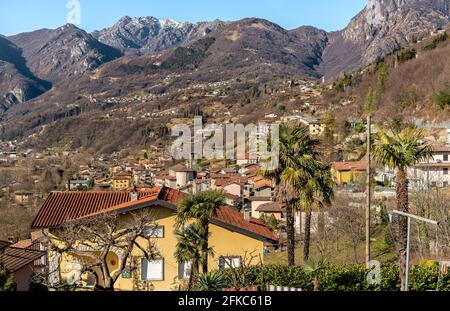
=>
[263,124,331,265]
[299,163,334,261]
[174,224,212,290]
[176,190,225,273]
[373,126,432,290]
[304,259,328,291]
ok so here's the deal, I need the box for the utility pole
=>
[390,210,438,291]
[365,115,371,266]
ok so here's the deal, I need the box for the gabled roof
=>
[428,141,450,153]
[31,187,277,243]
[256,202,286,213]
[253,179,273,190]
[31,188,160,229]
[224,193,240,201]
[169,163,195,173]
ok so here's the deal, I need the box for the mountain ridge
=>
[1,0,450,130]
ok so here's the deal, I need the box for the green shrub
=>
[435,91,450,109]
[217,263,450,291]
[409,265,439,291]
[438,274,450,291]
[422,33,448,51]
[317,264,368,291]
[396,49,416,63]
[196,270,228,291]
[334,73,353,92]
[0,266,16,291]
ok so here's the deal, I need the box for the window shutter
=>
[141,258,148,280]
[141,258,164,280]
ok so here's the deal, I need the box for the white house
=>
[408,139,450,189]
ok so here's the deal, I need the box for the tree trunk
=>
[202,222,209,273]
[303,209,312,261]
[313,276,320,291]
[396,169,409,291]
[286,202,295,266]
[187,261,198,291]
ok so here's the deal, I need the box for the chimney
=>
[130,191,138,202]
[244,211,251,222]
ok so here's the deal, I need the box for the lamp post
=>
[390,210,439,291]
[365,114,371,266]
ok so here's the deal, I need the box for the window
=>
[178,261,193,280]
[141,258,164,281]
[444,168,449,175]
[219,256,242,269]
[143,226,164,238]
[444,155,449,162]
[431,182,437,188]
[444,182,449,187]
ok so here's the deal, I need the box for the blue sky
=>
[0,0,367,36]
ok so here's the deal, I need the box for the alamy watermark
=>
[171,117,280,170]
[67,0,81,25]
[367,260,381,286]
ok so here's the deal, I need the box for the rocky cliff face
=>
[0,36,50,113]
[319,0,450,77]
[92,16,227,54]
[1,0,450,111]
[9,24,123,83]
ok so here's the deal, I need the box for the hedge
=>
[221,263,450,291]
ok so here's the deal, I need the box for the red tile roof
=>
[32,189,160,229]
[256,202,286,213]
[32,187,277,243]
[11,239,33,249]
[0,240,11,251]
[213,206,276,242]
[253,179,273,190]
[332,161,367,171]
[224,193,240,201]
[0,245,45,272]
[428,141,450,153]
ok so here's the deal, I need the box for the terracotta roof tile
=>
[332,161,367,171]
[253,179,273,190]
[256,202,286,213]
[157,188,276,242]
[0,240,11,251]
[0,246,45,272]
[428,141,450,153]
[31,189,160,229]
[11,239,33,249]
[32,187,277,243]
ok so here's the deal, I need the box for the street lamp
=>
[390,210,439,291]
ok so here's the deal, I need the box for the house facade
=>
[408,140,450,189]
[0,240,45,291]
[332,161,367,186]
[31,187,277,291]
[111,175,132,190]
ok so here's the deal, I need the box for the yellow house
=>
[31,187,277,291]
[111,175,132,190]
[332,161,367,185]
